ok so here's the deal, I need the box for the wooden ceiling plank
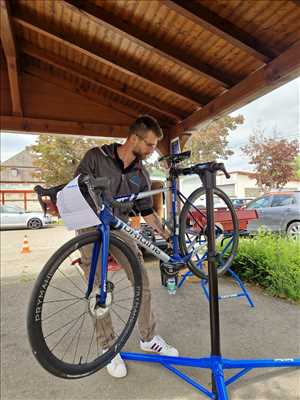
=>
[164,0,279,63]
[14,14,209,106]
[64,0,235,88]
[21,42,185,121]
[169,41,300,139]
[0,115,128,138]
[0,0,23,116]
[23,65,140,119]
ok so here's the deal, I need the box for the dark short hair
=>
[129,115,163,140]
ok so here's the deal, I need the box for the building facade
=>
[0,147,43,210]
[180,170,300,199]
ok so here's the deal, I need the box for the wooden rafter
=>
[21,42,186,121]
[0,0,23,116]
[64,0,235,88]
[169,41,300,139]
[0,115,128,138]
[164,0,279,63]
[14,14,210,106]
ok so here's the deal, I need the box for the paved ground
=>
[1,226,300,400]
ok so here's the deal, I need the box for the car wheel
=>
[286,221,300,240]
[27,218,43,229]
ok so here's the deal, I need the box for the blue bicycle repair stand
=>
[121,168,300,399]
[178,267,255,308]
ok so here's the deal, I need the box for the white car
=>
[0,204,51,229]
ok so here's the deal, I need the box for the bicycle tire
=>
[179,187,239,279]
[27,231,142,379]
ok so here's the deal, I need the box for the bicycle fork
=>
[85,223,110,308]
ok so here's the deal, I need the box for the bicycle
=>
[27,151,239,379]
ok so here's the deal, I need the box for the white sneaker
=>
[103,351,127,378]
[140,335,179,357]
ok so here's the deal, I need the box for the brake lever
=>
[219,163,230,179]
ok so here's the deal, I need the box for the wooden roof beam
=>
[0,115,128,138]
[0,113,170,154]
[21,42,186,121]
[165,0,279,63]
[169,41,300,139]
[0,0,23,116]
[64,0,235,88]
[14,14,210,106]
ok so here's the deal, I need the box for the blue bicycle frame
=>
[86,175,191,304]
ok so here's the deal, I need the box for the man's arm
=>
[143,211,171,241]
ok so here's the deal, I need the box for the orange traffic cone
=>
[21,235,31,254]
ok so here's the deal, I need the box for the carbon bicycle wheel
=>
[27,231,142,379]
[179,187,239,279]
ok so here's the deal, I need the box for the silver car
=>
[0,204,51,229]
[246,191,300,239]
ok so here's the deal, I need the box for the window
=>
[1,205,23,213]
[271,195,294,207]
[247,196,272,209]
[10,168,19,177]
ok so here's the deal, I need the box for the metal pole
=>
[204,170,221,357]
[203,170,221,398]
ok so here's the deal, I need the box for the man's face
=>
[132,130,158,160]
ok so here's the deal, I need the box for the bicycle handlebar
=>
[177,162,230,179]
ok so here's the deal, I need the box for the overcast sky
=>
[1,77,299,170]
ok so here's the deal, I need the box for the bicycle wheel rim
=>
[27,231,142,378]
[179,187,239,279]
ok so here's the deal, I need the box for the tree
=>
[294,155,300,179]
[242,130,299,191]
[183,115,244,164]
[31,135,117,186]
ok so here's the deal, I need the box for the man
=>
[75,115,178,378]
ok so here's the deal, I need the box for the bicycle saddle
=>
[158,150,191,164]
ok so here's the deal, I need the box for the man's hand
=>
[143,211,171,242]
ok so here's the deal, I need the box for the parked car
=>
[246,191,300,239]
[0,204,52,229]
[231,198,253,208]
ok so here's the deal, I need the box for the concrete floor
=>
[1,226,300,400]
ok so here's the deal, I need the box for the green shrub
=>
[227,231,300,302]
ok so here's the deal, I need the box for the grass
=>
[227,231,300,303]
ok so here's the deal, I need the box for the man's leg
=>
[112,230,178,357]
[110,230,156,342]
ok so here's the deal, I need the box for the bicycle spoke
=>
[45,311,87,339]
[61,317,85,361]
[113,296,134,303]
[49,285,84,299]
[57,268,85,295]
[44,297,85,304]
[112,276,128,286]
[43,298,83,322]
[111,307,126,325]
[73,313,87,363]
[112,303,132,312]
[115,285,132,294]
[86,324,96,363]
[49,312,86,352]
[67,255,87,285]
